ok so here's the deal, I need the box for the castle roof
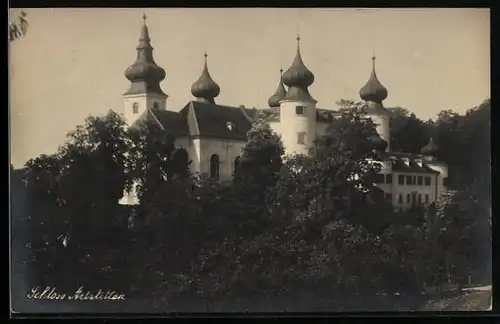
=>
[268,68,287,107]
[191,53,220,104]
[124,14,166,97]
[359,56,388,104]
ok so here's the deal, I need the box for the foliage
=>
[9,11,28,42]
[13,98,490,311]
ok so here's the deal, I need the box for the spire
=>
[421,137,439,156]
[268,68,287,107]
[359,55,388,103]
[191,53,220,104]
[124,14,166,97]
[282,35,316,103]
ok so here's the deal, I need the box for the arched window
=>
[132,102,139,114]
[210,154,220,179]
[153,102,159,110]
[234,156,241,172]
[406,194,411,204]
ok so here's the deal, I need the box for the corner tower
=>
[280,35,317,156]
[123,14,167,127]
[359,56,391,152]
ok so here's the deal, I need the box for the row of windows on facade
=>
[385,192,431,205]
[375,173,434,186]
[209,154,241,179]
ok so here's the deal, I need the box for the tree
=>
[389,107,431,153]
[232,113,285,237]
[9,10,28,42]
[22,111,134,293]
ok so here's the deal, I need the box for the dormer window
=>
[132,102,139,114]
[296,105,306,115]
[226,121,235,131]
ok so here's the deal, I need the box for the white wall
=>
[367,114,390,152]
[199,137,247,181]
[279,100,317,156]
[425,161,449,196]
[123,93,167,127]
[388,172,438,209]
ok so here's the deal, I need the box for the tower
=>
[190,53,220,104]
[268,68,287,108]
[421,137,449,197]
[123,14,167,127]
[280,35,317,156]
[359,56,391,152]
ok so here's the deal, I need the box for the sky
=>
[9,8,490,168]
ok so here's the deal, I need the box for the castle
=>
[119,16,448,210]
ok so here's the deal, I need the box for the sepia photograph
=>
[9,8,491,314]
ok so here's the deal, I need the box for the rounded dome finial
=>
[191,52,220,104]
[124,14,166,96]
[268,68,287,107]
[359,55,388,103]
[421,137,439,156]
[282,35,315,88]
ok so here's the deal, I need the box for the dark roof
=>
[359,56,388,104]
[131,108,189,136]
[384,152,441,174]
[190,54,220,103]
[179,101,256,141]
[362,101,391,117]
[268,69,287,108]
[124,20,166,97]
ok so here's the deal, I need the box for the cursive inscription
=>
[27,286,125,301]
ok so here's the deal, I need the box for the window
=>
[406,175,413,185]
[418,194,422,204]
[386,174,393,184]
[297,132,306,145]
[406,194,411,204]
[424,176,431,186]
[295,105,306,115]
[209,154,220,179]
[443,177,449,186]
[153,102,159,110]
[375,173,385,184]
[226,121,235,131]
[398,193,403,204]
[398,175,405,185]
[132,102,139,114]
[234,156,241,172]
[417,176,423,186]
[425,194,429,204]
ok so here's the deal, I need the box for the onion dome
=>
[359,56,388,103]
[282,36,316,103]
[191,53,220,104]
[124,14,166,96]
[369,133,388,152]
[268,68,287,107]
[421,137,439,156]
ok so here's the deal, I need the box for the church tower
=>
[359,56,391,152]
[280,35,317,156]
[123,14,167,127]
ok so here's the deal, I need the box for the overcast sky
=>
[10,8,490,168]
